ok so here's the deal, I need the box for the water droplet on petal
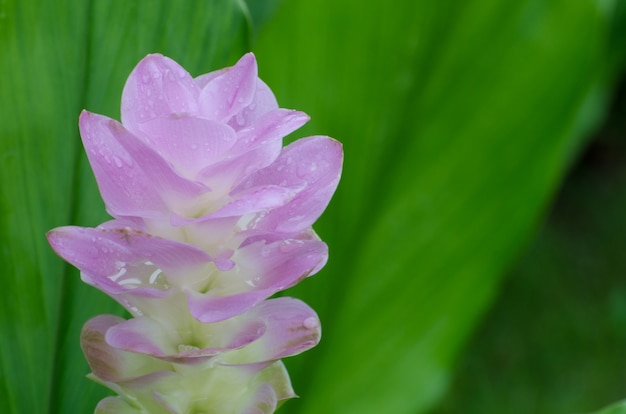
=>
[303,317,319,329]
[112,155,122,168]
[178,344,200,353]
[279,240,303,254]
[148,269,170,290]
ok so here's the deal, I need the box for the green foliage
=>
[253,0,621,413]
[588,399,626,414]
[0,0,624,413]
[433,95,626,413]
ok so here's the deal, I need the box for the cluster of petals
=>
[48,52,342,413]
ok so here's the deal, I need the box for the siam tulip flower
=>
[47,52,342,413]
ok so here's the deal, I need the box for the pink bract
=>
[47,52,342,413]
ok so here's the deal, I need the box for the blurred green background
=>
[2,0,626,413]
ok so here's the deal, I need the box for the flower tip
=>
[45,226,68,245]
[233,52,258,76]
[240,51,256,62]
[79,109,91,120]
[45,229,58,247]
[138,52,167,65]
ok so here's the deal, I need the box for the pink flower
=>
[47,53,342,412]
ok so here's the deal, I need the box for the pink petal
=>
[197,141,282,196]
[80,111,208,219]
[105,317,166,357]
[226,79,280,131]
[186,238,327,323]
[186,290,271,324]
[81,315,170,382]
[121,54,200,132]
[197,109,308,192]
[136,114,237,179]
[194,67,228,89]
[79,111,166,218]
[228,109,309,157]
[196,72,280,131]
[47,225,212,298]
[198,53,258,122]
[219,297,321,365]
[240,136,343,233]
[206,185,299,219]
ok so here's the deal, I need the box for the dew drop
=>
[303,317,319,329]
[112,155,123,168]
[109,263,127,282]
[148,269,170,290]
[279,240,303,254]
[178,344,200,353]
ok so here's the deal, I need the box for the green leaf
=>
[589,400,626,414]
[0,1,249,413]
[252,1,618,413]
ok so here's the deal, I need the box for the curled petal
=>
[198,53,258,122]
[195,71,279,131]
[197,141,282,197]
[121,54,200,131]
[229,109,310,156]
[81,314,169,382]
[240,136,344,233]
[47,225,213,298]
[105,314,265,364]
[219,297,321,365]
[186,238,327,323]
[80,111,207,219]
[196,109,310,192]
[79,111,166,218]
[104,298,318,366]
[206,185,299,220]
